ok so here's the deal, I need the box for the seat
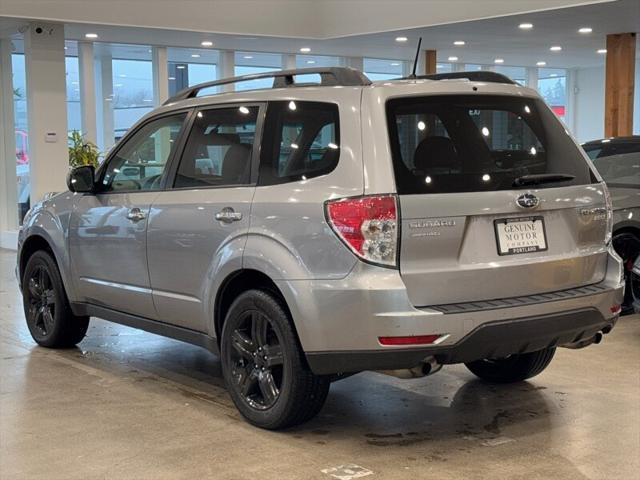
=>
[413,136,460,174]
[221,143,252,184]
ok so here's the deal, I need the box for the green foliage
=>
[68,130,100,168]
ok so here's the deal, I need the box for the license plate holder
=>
[494,216,548,256]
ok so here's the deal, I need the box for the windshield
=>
[592,152,640,188]
[386,95,592,194]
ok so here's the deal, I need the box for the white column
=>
[0,39,18,236]
[95,51,114,153]
[566,68,578,133]
[152,46,169,105]
[219,50,235,92]
[24,22,69,202]
[78,41,97,144]
[526,67,539,90]
[282,54,296,70]
[344,57,364,71]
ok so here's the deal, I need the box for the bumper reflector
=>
[610,304,621,314]
[378,334,442,346]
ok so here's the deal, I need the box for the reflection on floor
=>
[1,248,638,479]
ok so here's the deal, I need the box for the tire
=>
[464,347,556,384]
[220,289,330,430]
[22,250,90,348]
[612,232,640,315]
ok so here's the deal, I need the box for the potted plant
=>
[68,130,100,168]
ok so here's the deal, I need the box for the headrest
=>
[414,136,458,172]
[204,132,241,146]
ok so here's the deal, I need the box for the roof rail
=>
[406,71,517,85]
[164,67,372,105]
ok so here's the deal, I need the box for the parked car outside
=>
[583,136,640,314]
[17,69,624,429]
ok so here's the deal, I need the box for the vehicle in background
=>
[583,136,640,315]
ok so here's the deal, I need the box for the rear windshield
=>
[386,95,592,194]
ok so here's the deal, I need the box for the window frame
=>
[164,102,267,191]
[95,108,193,195]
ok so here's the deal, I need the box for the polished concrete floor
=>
[1,248,639,480]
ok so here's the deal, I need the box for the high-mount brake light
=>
[325,194,398,267]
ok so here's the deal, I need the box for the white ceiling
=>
[0,0,613,39]
[1,0,638,69]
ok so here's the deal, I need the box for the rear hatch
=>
[386,94,609,307]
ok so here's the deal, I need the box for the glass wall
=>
[65,54,81,134]
[167,47,218,96]
[11,50,30,221]
[495,66,527,86]
[364,58,405,81]
[235,52,282,91]
[538,68,567,121]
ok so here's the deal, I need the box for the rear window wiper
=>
[513,173,575,187]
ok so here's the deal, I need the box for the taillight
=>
[325,194,398,267]
[603,182,613,245]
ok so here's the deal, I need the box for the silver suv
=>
[17,68,624,429]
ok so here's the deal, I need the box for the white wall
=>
[573,66,605,142]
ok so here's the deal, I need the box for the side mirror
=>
[66,165,96,193]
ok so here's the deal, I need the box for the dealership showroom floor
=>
[1,247,639,479]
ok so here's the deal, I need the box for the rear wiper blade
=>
[513,173,575,187]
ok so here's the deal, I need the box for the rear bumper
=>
[277,249,624,375]
[306,308,616,374]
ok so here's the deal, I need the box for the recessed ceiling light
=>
[168,77,176,80]
[191,54,200,58]
[550,73,558,77]
[390,62,400,66]
[453,40,466,46]
[448,56,459,62]
[494,58,504,64]
[550,46,562,52]
[597,48,607,54]
[176,65,186,69]
[306,60,316,64]
[299,47,311,53]
[395,36,408,43]
[201,41,213,47]
[519,23,533,30]
[578,27,592,34]
[64,46,68,50]
[85,33,98,39]
[536,61,547,66]
[243,55,253,59]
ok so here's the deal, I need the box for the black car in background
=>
[583,136,640,314]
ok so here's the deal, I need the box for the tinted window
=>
[592,152,640,187]
[259,101,340,185]
[174,106,258,188]
[387,95,591,194]
[100,113,187,192]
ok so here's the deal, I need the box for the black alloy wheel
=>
[227,310,284,410]
[612,232,640,315]
[25,265,57,338]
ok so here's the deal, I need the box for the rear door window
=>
[259,101,340,185]
[387,95,592,194]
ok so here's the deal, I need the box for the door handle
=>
[215,208,243,223]
[126,207,146,222]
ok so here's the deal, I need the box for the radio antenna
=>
[409,37,422,78]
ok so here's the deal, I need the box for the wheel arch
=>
[214,269,297,348]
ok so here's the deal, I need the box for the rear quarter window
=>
[386,95,592,194]
[258,101,340,185]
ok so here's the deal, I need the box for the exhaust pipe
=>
[376,356,442,379]
[562,331,603,350]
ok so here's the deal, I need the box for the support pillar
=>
[24,22,68,202]
[282,54,296,70]
[0,39,18,237]
[219,50,235,92]
[605,33,636,137]
[78,41,97,144]
[423,50,437,75]
[95,51,114,152]
[152,46,169,105]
